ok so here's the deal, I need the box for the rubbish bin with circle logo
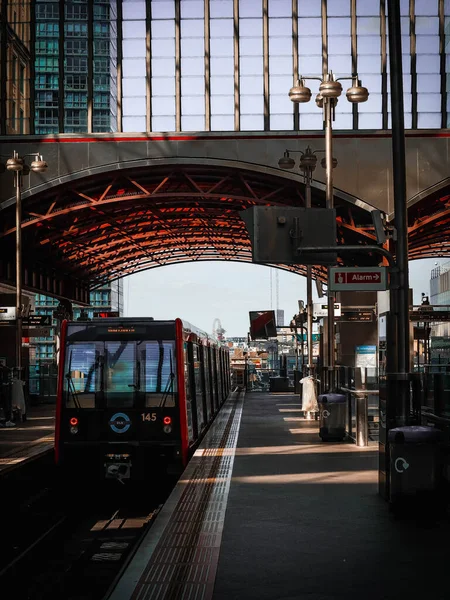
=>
[388,425,441,503]
[318,393,347,441]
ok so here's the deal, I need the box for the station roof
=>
[0,162,393,302]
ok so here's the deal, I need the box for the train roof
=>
[65,317,226,347]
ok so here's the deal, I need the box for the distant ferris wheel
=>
[212,318,226,341]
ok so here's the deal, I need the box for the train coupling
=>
[104,453,131,483]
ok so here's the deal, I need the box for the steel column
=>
[15,171,22,374]
[305,172,314,370]
[263,0,269,131]
[233,0,240,131]
[325,97,335,379]
[145,0,152,133]
[387,0,411,417]
[117,0,123,132]
[292,0,299,130]
[204,0,211,131]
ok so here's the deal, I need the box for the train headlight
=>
[70,417,79,426]
[163,425,172,434]
[163,416,172,425]
[70,426,79,434]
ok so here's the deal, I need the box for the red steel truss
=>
[0,164,381,293]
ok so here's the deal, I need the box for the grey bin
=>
[318,393,347,441]
[388,426,441,503]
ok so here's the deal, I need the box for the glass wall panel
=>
[269,6,293,130]
[123,0,146,132]
[240,0,263,128]
[210,4,233,131]
[180,1,205,131]
[24,1,450,134]
[357,7,382,129]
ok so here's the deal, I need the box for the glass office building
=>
[428,262,450,361]
[33,280,124,366]
[35,0,117,133]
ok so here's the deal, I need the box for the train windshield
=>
[63,340,177,409]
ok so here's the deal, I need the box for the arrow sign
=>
[329,267,388,291]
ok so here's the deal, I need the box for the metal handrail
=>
[340,387,379,448]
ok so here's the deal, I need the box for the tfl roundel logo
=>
[109,412,131,434]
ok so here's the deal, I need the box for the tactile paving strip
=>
[128,392,243,600]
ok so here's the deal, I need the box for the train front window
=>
[105,341,136,408]
[140,341,176,407]
[63,337,177,409]
[64,342,101,408]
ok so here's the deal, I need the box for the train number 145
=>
[141,412,157,422]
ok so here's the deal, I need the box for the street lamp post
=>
[288,73,369,389]
[279,146,333,375]
[4,151,48,380]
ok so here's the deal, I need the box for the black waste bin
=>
[388,425,441,504]
[318,393,347,441]
[269,377,291,392]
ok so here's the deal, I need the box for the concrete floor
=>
[213,392,450,600]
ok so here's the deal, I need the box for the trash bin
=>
[388,425,441,503]
[318,393,347,441]
[269,377,291,392]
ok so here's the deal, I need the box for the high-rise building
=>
[428,263,450,361]
[35,0,117,134]
[275,309,284,328]
[33,279,124,367]
[0,0,32,134]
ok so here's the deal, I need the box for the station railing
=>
[231,363,379,447]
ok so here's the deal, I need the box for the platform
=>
[107,390,450,600]
[0,402,55,476]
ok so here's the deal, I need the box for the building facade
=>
[35,0,117,133]
[0,0,32,134]
[1,1,450,136]
[33,279,124,366]
[428,262,450,361]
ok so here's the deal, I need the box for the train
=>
[55,317,231,483]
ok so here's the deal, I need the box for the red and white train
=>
[55,317,230,483]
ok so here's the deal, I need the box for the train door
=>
[185,342,199,440]
[192,344,205,432]
[199,345,211,423]
[206,346,215,415]
[212,349,219,411]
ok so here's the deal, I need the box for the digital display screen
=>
[107,327,136,334]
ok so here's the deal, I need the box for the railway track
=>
[0,470,174,600]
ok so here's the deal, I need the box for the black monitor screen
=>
[249,310,277,340]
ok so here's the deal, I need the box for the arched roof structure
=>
[0,160,381,301]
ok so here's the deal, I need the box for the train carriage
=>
[55,317,230,483]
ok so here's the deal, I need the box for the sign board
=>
[313,303,341,318]
[329,267,388,291]
[240,206,337,265]
[341,310,373,322]
[0,307,16,321]
[23,315,52,326]
[23,327,52,338]
[410,310,450,322]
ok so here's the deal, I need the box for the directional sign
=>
[23,314,52,326]
[313,303,341,318]
[341,310,373,322]
[0,307,16,321]
[329,266,388,291]
[410,310,450,322]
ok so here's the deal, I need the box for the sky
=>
[123,257,448,338]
